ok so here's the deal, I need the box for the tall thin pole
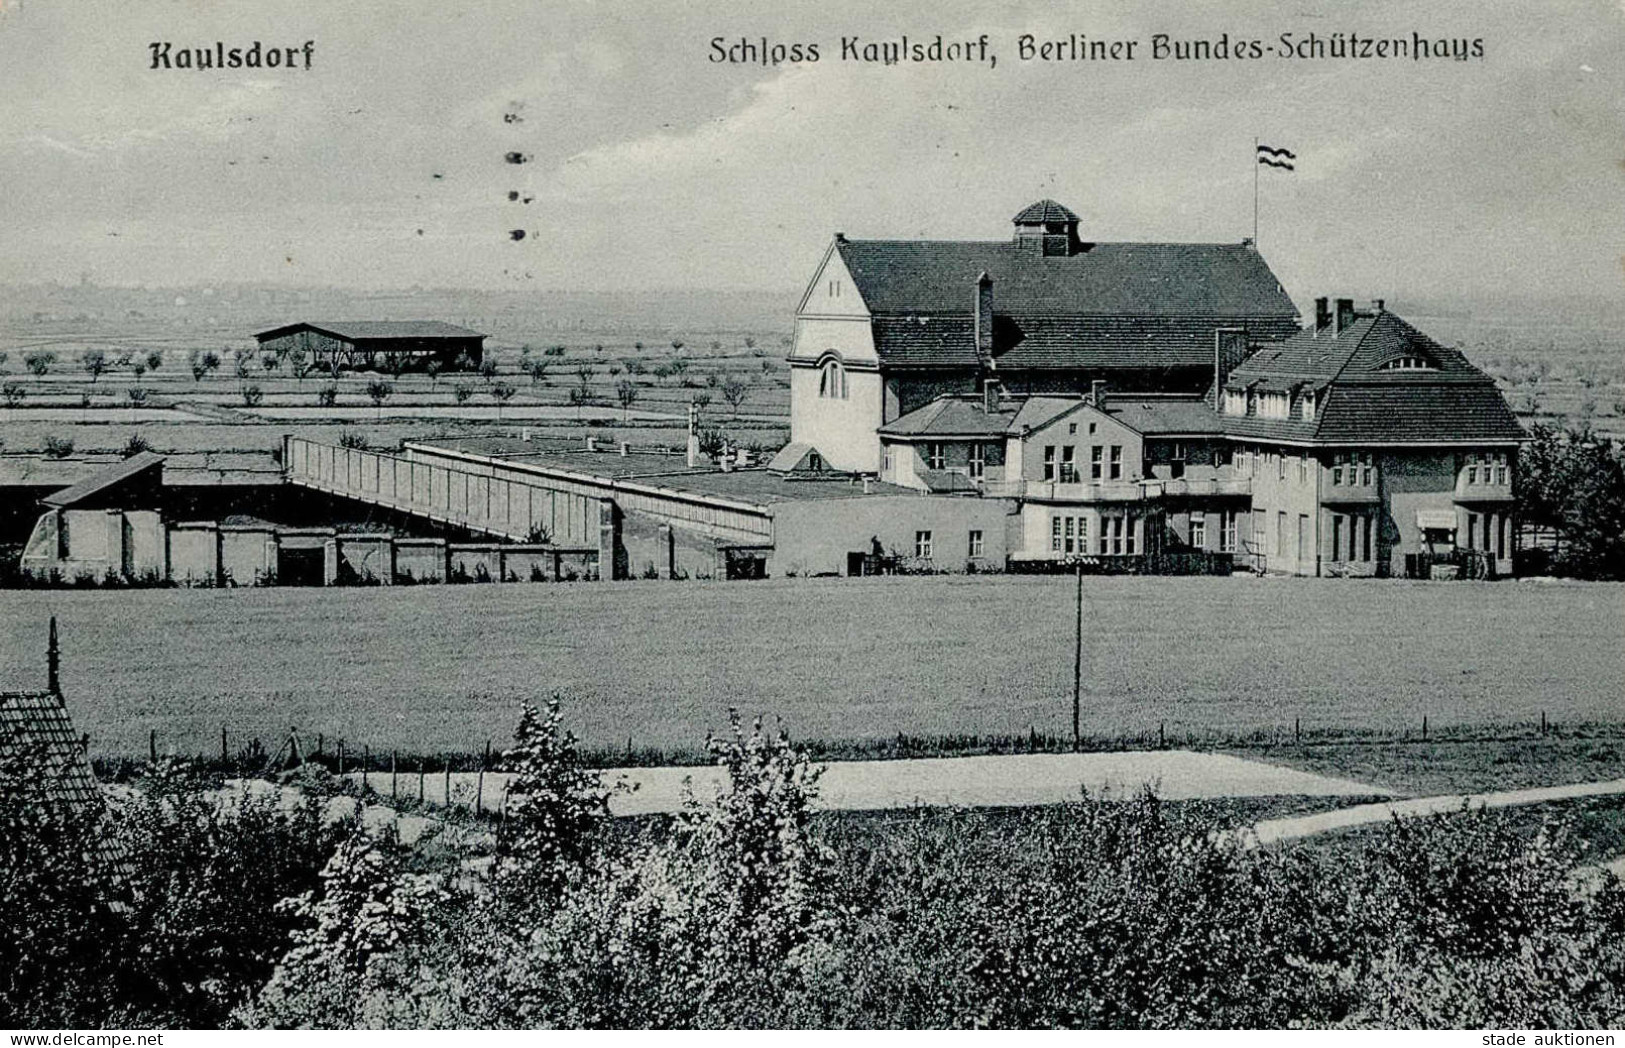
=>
[1072,561,1083,751]
[1252,136,1259,245]
[46,616,60,696]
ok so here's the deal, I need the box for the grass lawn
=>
[1226,732,1625,796]
[1,574,1619,764]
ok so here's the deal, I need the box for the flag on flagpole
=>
[1257,144,1296,170]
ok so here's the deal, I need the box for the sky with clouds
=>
[0,0,1621,303]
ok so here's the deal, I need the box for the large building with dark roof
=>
[789,200,1299,473]
[784,202,1527,578]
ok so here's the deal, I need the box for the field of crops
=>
[0,575,1619,759]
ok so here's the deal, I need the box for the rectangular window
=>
[1060,445,1078,483]
[1278,451,1287,481]
[1064,516,1076,554]
[1498,515,1509,559]
[1043,445,1056,482]
[1276,511,1287,558]
[926,443,945,471]
[1189,513,1207,549]
[968,529,984,558]
[1332,453,1344,486]
[1298,514,1308,563]
[1125,515,1136,555]
[1109,445,1123,480]
[914,530,933,559]
[1051,515,1063,553]
[1362,514,1374,561]
[1467,512,1478,550]
[1090,445,1103,481]
[968,443,985,479]
[882,447,894,475]
[1169,441,1186,479]
[1361,454,1374,486]
[1217,511,1236,553]
[1332,514,1343,561]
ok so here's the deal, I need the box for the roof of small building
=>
[1222,311,1525,444]
[40,452,163,509]
[254,321,486,342]
[881,392,1224,441]
[1105,398,1226,436]
[1,633,131,883]
[877,395,1021,438]
[1013,199,1080,224]
[765,443,820,473]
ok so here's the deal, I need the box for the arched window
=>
[819,358,847,399]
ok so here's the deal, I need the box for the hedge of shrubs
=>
[4,701,1624,1029]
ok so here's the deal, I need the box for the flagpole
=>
[1252,136,1259,245]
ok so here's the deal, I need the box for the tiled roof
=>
[1227,312,1479,384]
[994,313,1300,370]
[1105,398,1226,436]
[877,396,1018,438]
[254,321,485,342]
[1008,396,1085,433]
[868,308,1299,371]
[40,452,163,509]
[0,687,130,879]
[1313,384,1524,444]
[836,239,1299,317]
[869,316,981,367]
[1222,311,1525,444]
[1013,199,1080,223]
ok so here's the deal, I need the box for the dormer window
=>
[1223,389,1247,416]
[819,358,847,399]
[1381,356,1435,370]
[1251,391,1290,420]
[1299,392,1316,421]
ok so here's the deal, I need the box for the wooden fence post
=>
[476,741,490,816]
[337,738,345,776]
[149,729,157,764]
[444,760,451,808]
[418,760,425,803]
[391,750,398,798]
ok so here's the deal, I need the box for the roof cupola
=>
[1012,199,1082,257]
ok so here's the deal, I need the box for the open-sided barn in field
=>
[254,321,486,373]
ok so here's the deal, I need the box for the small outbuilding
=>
[253,321,486,373]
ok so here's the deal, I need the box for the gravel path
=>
[349,749,1390,817]
[1246,777,1625,847]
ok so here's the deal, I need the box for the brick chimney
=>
[974,271,994,368]
[1313,297,1331,333]
[1334,298,1356,335]
[1213,328,1248,411]
[983,377,1001,415]
[1090,380,1107,409]
[1370,298,1385,314]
